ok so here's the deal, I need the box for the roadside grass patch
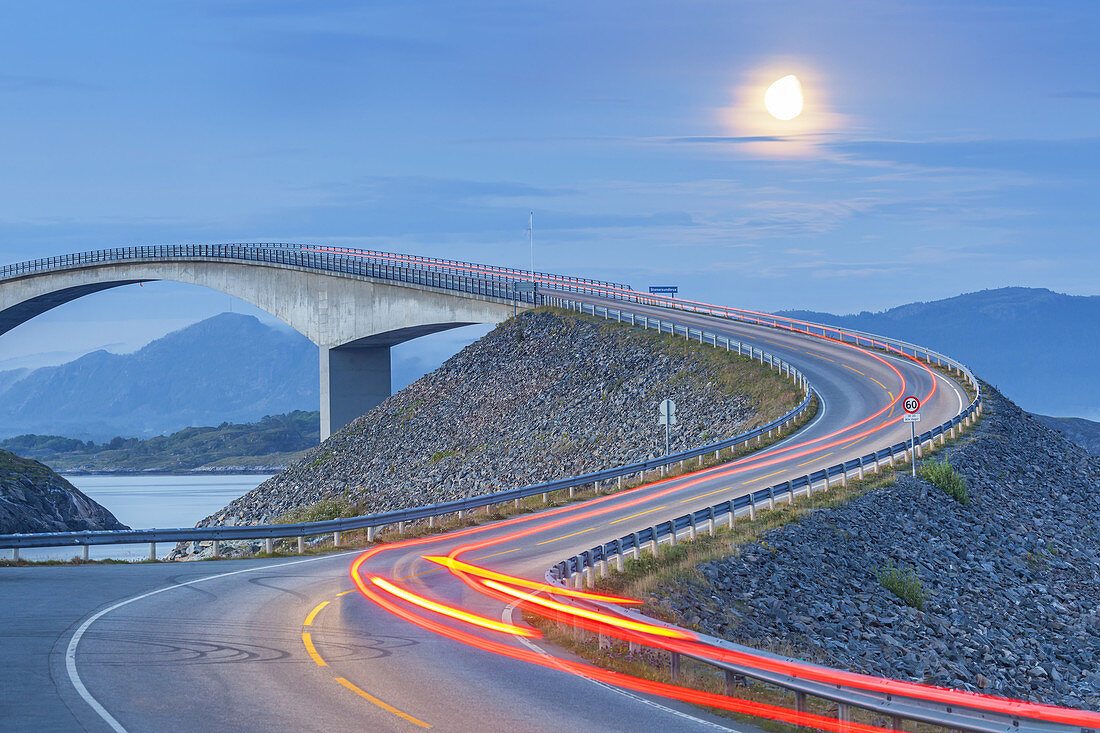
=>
[919,458,969,504]
[876,560,926,610]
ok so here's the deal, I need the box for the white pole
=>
[910,421,917,477]
[528,211,534,272]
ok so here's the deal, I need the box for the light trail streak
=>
[422,555,642,605]
[367,576,540,638]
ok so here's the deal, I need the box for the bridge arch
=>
[0,247,549,438]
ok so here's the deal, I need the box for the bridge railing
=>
[0,243,631,307]
[0,300,815,555]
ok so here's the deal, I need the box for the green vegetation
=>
[429,450,456,463]
[0,411,319,473]
[876,560,926,610]
[918,458,969,504]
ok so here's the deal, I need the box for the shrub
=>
[919,459,970,504]
[877,561,926,610]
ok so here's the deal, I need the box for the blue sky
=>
[1,0,1098,366]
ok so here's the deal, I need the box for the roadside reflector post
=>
[148,542,156,561]
[298,536,305,554]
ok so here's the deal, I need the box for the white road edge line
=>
[66,551,360,733]
[502,600,742,731]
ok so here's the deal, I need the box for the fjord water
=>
[19,474,267,561]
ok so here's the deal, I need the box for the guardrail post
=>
[82,545,89,561]
[858,460,865,480]
[724,669,736,695]
[429,515,436,528]
[838,702,851,732]
[668,522,677,547]
[670,651,681,682]
[212,540,220,558]
[569,485,575,498]
[768,486,775,510]
[748,501,756,521]
[648,527,659,556]
[10,547,18,561]
[264,538,274,554]
[795,691,807,715]
[298,536,305,554]
[842,468,848,488]
[687,516,696,541]
[706,508,715,537]
[889,715,904,731]
[728,506,736,530]
[148,542,156,561]
[333,531,341,547]
[367,526,376,542]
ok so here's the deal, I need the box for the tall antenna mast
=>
[528,211,534,272]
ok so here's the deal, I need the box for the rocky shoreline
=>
[654,387,1100,710]
[0,449,128,534]
[187,309,799,538]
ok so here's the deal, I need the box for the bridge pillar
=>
[320,344,391,440]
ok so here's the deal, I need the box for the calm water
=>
[18,474,268,562]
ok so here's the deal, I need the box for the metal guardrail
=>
[0,242,630,308]
[0,300,814,556]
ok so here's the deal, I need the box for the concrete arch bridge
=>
[0,244,628,438]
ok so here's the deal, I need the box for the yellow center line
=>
[796,451,833,468]
[841,436,866,450]
[398,548,519,579]
[678,487,731,504]
[804,351,835,362]
[843,364,866,376]
[535,527,595,546]
[334,677,433,729]
[337,588,357,597]
[304,600,329,626]
[609,505,667,523]
[742,469,784,485]
[869,376,890,392]
[301,631,326,667]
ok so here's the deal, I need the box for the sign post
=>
[902,396,921,476]
[658,399,677,456]
[512,280,535,316]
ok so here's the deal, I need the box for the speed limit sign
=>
[903,395,920,414]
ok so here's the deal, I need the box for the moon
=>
[764,74,803,120]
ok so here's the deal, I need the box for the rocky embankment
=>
[195,309,798,531]
[656,387,1100,709]
[0,449,128,534]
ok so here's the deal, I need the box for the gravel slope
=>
[198,309,799,529]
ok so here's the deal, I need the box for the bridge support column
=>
[320,344,391,440]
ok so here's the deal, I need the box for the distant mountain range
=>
[777,287,1100,420]
[0,313,319,440]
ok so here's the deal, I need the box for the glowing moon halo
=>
[764,75,803,120]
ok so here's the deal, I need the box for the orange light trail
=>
[422,555,641,605]
[368,576,540,638]
[480,580,694,640]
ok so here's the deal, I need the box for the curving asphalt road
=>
[0,294,969,732]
